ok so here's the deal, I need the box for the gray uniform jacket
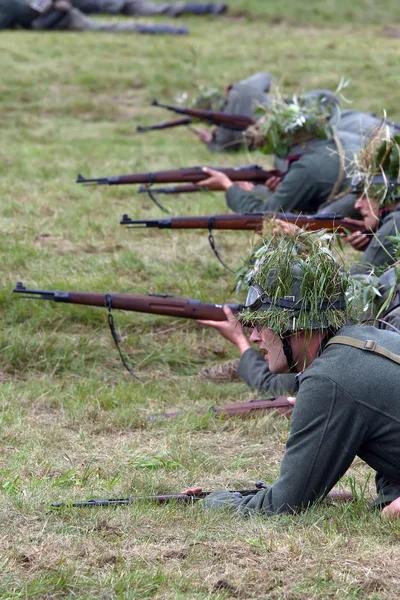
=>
[206,72,272,153]
[225,136,357,215]
[0,0,187,31]
[205,325,400,515]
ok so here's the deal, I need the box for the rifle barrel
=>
[13,283,241,321]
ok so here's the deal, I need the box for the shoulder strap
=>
[326,335,400,366]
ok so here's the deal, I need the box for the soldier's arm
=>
[226,160,316,213]
[204,373,366,515]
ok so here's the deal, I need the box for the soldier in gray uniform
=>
[187,233,400,515]
[342,136,400,275]
[0,0,188,32]
[197,90,361,216]
[71,0,226,16]
[195,72,273,153]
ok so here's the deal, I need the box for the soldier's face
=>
[354,193,380,231]
[249,327,290,373]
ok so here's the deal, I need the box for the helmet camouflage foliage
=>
[351,128,400,206]
[246,88,338,158]
[190,87,225,111]
[237,231,354,334]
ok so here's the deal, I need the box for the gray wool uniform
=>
[204,324,400,514]
[0,0,187,31]
[225,136,359,215]
[71,0,220,16]
[205,72,273,153]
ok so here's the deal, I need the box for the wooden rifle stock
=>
[13,283,241,321]
[120,213,365,235]
[149,397,294,421]
[152,99,256,131]
[138,184,202,194]
[77,165,282,186]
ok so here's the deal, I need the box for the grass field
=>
[1,2,400,598]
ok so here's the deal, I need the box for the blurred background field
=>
[1,2,400,598]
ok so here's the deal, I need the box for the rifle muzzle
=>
[13,282,68,302]
[76,174,119,185]
[120,215,172,229]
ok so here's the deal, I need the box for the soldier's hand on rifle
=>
[236,181,255,192]
[197,167,233,191]
[195,130,214,144]
[197,305,251,355]
[382,496,400,519]
[340,230,370,251]
[272,219,301,237]
[266,175,281,193]
[181,487,203,495]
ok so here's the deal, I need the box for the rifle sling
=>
[326,336,400,365]
[207,220,235,274]
[104,294,141,381]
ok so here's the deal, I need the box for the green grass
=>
[1,3,400,598]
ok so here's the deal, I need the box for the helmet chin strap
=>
[280,334,298,374]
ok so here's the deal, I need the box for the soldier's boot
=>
[197,358,241,383]
[182,2,227,15]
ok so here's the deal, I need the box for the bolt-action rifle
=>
[77,165,282,213]
[120,212,364,235]
[51,482,268,508]
[76,165,281,187]
[151,99,256,131]
[51,484,352,508]
[13,282,242,378]
[13,282,241,321]
[149,397,294,421]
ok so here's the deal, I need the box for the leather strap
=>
[326,335,400,366]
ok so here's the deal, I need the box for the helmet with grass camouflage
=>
[237,231,352,334]
[246,88,338,158]
[191,88,225,111]
[351,130,400,207]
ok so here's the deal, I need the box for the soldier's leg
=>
[64,7,188,32]
[123,0,227,17]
